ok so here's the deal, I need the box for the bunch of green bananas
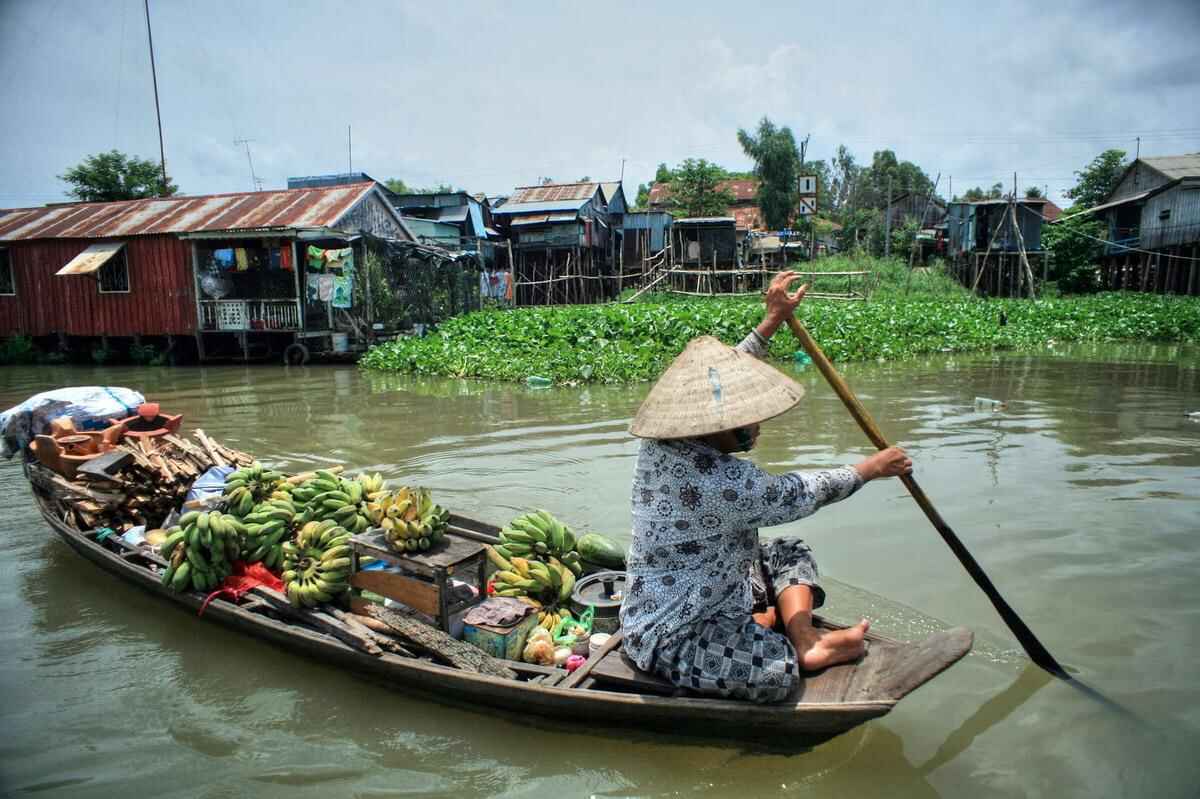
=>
[222,463,288,517]
[239,495,299,569]
[371,486,449,553]
[289,471,379,534]
[158,510,244,593]
[281,519,353,608]
[486,546,577,604]
[495,510,580,570]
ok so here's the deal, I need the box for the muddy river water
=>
[1,341,1198,797]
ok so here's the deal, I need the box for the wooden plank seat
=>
[587,650,680,695]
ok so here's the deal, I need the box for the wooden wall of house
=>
[338,193,412,240]
[1140,180,1200,249]
[0,235,196,337]
[1110,163,1173,202]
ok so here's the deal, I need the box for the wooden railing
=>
[200,299,301,331]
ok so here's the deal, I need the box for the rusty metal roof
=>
[0,182,380,242]
[509,182,599,204]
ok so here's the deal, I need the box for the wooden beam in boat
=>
[363,605,517,680]
[560,630,623,689]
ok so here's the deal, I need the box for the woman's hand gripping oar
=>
[782,313,1072,679]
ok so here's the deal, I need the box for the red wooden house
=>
[0,181,411,361]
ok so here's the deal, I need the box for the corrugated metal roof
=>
[54,241,126,275]
[0,182,379,242]
[1141,153,1200,180]
[491,198,588,215]
[675,217,736,225]
[509,182,598,203]
[511,213,579,226]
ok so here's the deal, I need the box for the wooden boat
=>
[27,463,972,746]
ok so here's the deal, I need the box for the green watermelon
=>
[577,533,626,569]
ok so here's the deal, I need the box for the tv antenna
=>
[234,138,263,191]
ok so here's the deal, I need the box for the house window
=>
[0,250,13,295]
[1158,208,1172,221]
[98,248,130,293]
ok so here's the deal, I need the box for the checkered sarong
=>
[648,537,821,703]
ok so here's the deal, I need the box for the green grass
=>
[359,290,1200,385]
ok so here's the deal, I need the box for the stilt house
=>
[0,182,411,362]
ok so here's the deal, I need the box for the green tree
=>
[1043,212,1105,293]
[384,179,459,195]
[634,183,651,210]
[59,150,177,202]
[958,183,1003,202]
[828,145,860,214]
[668,158,735,218]
[849,149,934,210]
[1025,186,1045,199]
[1064,148,1127,209]
[737,117,801,229]
[654,163,673,183]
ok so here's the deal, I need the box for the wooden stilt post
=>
[1189,246,1199,296]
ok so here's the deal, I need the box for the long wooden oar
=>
[784,315,1069,679]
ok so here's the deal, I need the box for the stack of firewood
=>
[33,429,254,532]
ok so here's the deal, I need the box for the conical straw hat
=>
[630,336,805,439]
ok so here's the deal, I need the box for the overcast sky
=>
[1,0,1198,209]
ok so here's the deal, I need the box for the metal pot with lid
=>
[569,570,626,634]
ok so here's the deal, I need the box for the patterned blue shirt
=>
[621,332,863,670]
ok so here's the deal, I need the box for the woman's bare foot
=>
[787,617,870,672]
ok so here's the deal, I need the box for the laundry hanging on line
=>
[331,275,353,309]
[234,248,250,271]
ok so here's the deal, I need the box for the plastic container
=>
[974,396,1007,411]
[525,375,552,389]
[331,332,350,353]
[589,632,611,656]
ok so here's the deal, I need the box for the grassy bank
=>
[359,290,1200,384]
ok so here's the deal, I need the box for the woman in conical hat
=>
[620,271,912,703]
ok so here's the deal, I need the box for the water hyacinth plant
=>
[359,293,1200,385]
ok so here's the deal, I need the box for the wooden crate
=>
[349,530,486,633]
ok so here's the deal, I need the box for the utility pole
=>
[144,0,168,194]
[884,175,893,258]
[798,133,810,257]
[234,139,262,191]
[620,158,625,182]
[348,126,353,174]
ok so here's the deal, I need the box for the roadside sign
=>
[798,175,817,195]
[797,196,817,216]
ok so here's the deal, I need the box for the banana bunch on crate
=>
[485,545,576,604]
[535,606,573,631]
[369,486,449,554]
[494,510,582,575]
[290,471,382,534]
[280,520,353,608]
[239,494,300,569]
[158,510,245,593]
[222,462,289,517]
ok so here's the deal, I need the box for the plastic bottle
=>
[974,396,1007,411]
[525,376,552,389]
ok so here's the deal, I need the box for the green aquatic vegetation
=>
[359,293,1200,385]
